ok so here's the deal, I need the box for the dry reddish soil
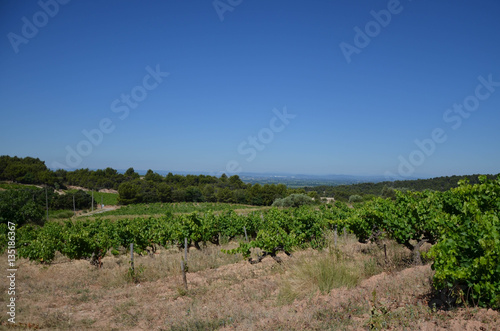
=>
[66,186,118,194]
[1,244,498,330]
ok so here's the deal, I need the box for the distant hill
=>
[132,171,415,187]
[304,174,500,201]
[237,174,390,187]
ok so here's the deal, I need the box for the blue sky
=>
[1,0,499,179]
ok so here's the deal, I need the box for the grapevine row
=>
[1,175,498,308]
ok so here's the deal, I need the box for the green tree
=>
[348,195,363,203]
[124,167,140,180]
[248,184,263,205]
[157,182,173,202]
[185,186,204,202]
[118,181,140,205]
[272,193,315,208]
[202,184,216,202]
[307,191,321,202]
[0,189,45,226]
[216,187,234,203]
[228,175,244,189]
[381,185,396,199]
[144,169,163,182]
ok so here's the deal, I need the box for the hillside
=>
[2,235,498,330]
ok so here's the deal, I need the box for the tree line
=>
[2,155,497,204]
[0,155,310,206]
[116,173,309,205]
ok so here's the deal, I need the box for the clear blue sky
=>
[1,0,499,179]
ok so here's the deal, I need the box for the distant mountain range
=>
[124,170,426,188]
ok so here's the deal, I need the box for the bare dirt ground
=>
[77,205,121,217]
[66,186,118,194]
[1,237,498,330]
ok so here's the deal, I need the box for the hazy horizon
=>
[41,162,497,181]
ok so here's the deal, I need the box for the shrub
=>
[0,189,44,226]
[348,195,363,203]
[272,193,314,208]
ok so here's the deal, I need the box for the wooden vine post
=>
[334,225,338,248]
[181,237,188,291]
[384,244,387,265]
[130,243,134,273]
[243,226,249,242]
[181,259,188,291]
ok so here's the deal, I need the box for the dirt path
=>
[67,185,118,194]
[77,205,121,217]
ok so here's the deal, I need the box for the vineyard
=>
[82,190,119,206]
[92,202,258,216]
[1,175,499,311]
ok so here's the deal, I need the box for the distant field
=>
[48,209,75,220]
[91,191,119,206]
[75,190,119,205]
[93,202,258,217]
[0,182,39,190]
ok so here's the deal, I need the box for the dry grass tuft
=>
[278,233,386,304]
